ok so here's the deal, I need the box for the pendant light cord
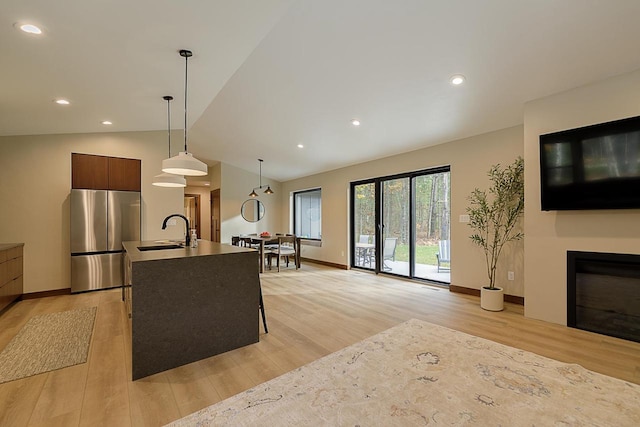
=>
[166,97,171,157]
[249,158,273,196]
[183,52,189,153]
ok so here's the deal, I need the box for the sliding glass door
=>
[381,177,410,277]
[353,182,375,269]
[412,172,450,280]
[351,167,450,284]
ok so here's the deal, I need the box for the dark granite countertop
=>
[0,243,24,251]
[122,240,255,262]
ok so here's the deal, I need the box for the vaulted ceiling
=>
[3,0,640,181]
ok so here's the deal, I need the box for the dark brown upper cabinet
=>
[72,153,109,189]
[72,153,141,191]
[108,157,141,191]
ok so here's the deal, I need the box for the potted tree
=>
[467,156,524,311]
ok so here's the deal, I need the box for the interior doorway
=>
[184,194,201,238]
[210,189,220,242]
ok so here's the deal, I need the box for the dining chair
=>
[265,235,298,272]
[264,234,280,249]
[231,236,252,247]
[240,237,256,248]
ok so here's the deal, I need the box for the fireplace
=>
[567,251,640,343]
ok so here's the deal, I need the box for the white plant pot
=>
[481,286,504,311]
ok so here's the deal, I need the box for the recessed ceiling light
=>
[17,23,42,35]
[450,74,466,86]
[54,99,70,105]
[351,119,361,126]
[101,120,113,125]
[297,144,304,148]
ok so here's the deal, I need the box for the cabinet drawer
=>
[0,246,23,312]
[0,276,22,311]
[8,257,22,280]
[7,246,23,260]
[0,262,7,286]
[9,276,23,298]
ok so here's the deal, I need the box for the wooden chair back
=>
[269,235,298,272]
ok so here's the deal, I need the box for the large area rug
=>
[168,319,640,426]
[0,307,96,384]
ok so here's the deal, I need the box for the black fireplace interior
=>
[567,251,640,343]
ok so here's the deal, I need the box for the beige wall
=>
[219,162,282,243]
[0,131,184,293]
[6,68,635,317]
[523,69,640,325]
[281,126,524,294]
[210,163,222,190]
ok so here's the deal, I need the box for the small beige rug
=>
[0,307,97,384]
[168,319,640,426]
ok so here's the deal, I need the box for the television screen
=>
[540,115,640,210]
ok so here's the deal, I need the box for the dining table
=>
[355,242,375,267]
[239,235,301,273]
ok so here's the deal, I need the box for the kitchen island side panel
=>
[131,250,259,380]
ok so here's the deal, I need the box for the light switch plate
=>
[459,214,470,223]
[167,218,177,226]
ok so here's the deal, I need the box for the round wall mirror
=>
[241,199,265,222]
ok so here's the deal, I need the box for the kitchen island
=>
[123,240,260,380]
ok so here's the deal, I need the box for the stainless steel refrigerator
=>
[70,189,141,293]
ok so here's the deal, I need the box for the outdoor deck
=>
[354,259,450,284]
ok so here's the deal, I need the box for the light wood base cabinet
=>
[0,244,24,312]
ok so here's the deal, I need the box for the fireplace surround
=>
[567,251,640,343]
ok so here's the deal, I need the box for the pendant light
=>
[162,49,208,176]
[249,158,274,197]
[153,96,187,187]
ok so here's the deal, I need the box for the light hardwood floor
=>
[1,263,639,426]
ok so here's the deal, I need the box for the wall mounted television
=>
[540,115,640,211]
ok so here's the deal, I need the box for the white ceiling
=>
[3,0,640,182]
[0,0,294,135]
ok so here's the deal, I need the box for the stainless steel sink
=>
[137,244,184,251]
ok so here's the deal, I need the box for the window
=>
[293,188,322,239]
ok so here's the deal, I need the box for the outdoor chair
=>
[436,239,450,272]
[382,237,398,271]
